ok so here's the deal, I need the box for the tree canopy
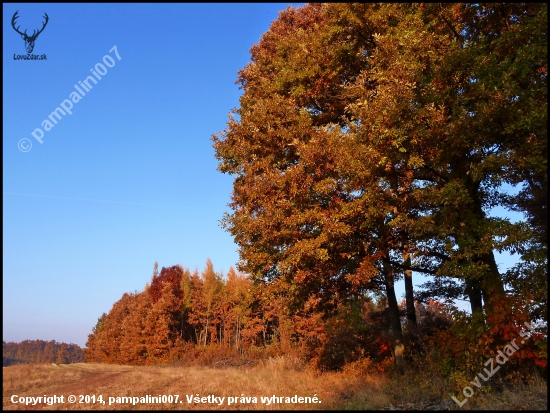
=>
[213,3,547,368]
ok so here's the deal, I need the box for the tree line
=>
[86,261,255,365]
[3,340,85,366]
[85,259,457,371]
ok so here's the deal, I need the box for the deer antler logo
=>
[12,11,49,54]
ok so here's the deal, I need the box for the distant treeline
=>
[3,340,85,366]
[3,356,28,367]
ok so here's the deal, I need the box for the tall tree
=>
[144,282,179,364]
[201,259,222,346]
[119,292,151,365]
[213,3,547,367]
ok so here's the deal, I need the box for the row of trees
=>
[212,3,547,371]
[85,260,456,370]
[86,261,254,365]
[85,258,545,385]
[3,340,85,366]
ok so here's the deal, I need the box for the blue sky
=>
[3,3,523,348]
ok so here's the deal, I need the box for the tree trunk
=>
[236,316,240,351]
[465,278,484,315]
[466,182,505,316]
[480,250,505,315]
[262,311,267,347]
[403,253,417,328]
[384,259,405,374]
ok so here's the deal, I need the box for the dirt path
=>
[45,370,128,395]
[4,364,131,410]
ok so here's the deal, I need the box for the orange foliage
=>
[427,295,547,389]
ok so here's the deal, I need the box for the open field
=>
[3,359,386,410]
[3,359,547,410]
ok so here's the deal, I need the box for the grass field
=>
[3,358,547,410]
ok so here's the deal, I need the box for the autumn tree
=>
[220,266,249,349]
[179,266,196,341]
[200,259,222,346]
[149,265,184,304]
[118,292,151,365]
[92,294,135,363]
[186,268,206,344]
[84,313,107,362]
[212,3,411,369]
[144,281,180,363]
[213,3,547,370]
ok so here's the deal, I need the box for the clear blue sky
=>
[3,3,522,348]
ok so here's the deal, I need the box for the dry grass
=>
[381,362,548,411]
[3,358,546,410]
[2,357,386,410]
[459,377,548,411]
